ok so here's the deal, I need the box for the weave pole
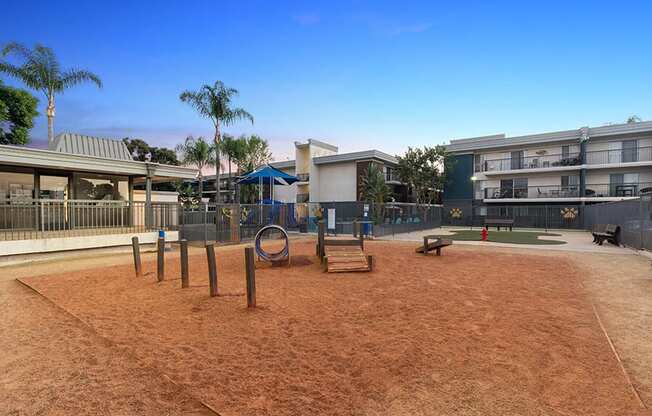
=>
[206,244,218,297]
[244,247,256,308]
[180,239,189,288]
[157,237,165,282]
[131,236,142,277]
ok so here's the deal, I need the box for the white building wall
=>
[272,167,298,203]
[316,162,357,202]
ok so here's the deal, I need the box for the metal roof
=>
[313,150,398,165]
[49,133,133,161]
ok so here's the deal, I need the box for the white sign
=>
[327,209,336,230]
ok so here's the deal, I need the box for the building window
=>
[0,169,34,200]
[622,140,638,163]
[510,151,524,170]
[40,176,69,200]
[610,173,639,197]
[74,174,129,200]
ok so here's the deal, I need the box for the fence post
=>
[180,239,189,288]
[206,243,218,297]
[245,246,256,308]
[131,236,142,277]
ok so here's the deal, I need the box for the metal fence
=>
[583,194,652,250]
[180,202,443,243]
[0,199,179,241]
[443,200,584,230]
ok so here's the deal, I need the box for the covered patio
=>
[0,135,197,254]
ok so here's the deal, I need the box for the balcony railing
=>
[0,199,179,241]
[585,147,652,165]
[484,182,652,199]
[482,152,581,172]
[296,173,310,182]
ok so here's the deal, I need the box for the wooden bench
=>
[484,218,514,231]
[592,224,620,246]
[415,235,453,256]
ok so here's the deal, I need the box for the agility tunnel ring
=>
[254,225,290,264]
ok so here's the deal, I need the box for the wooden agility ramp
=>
[323,245,373,273]
[317,221,373,273]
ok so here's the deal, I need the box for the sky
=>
[3,0,652,162]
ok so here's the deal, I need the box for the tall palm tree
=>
[179,81,253,202]
[0,42,102,145]
[175,136,216,198]
[219,134,242,202]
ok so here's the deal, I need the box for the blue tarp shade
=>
[236,165,299,185]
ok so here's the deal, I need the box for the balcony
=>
[585,147,652,165]
[296,173,310,182]
[482,153,581,173]
[483,183,652,200]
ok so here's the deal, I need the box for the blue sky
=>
[3,0,652,161]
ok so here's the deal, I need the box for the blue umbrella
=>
[237,164,299,202]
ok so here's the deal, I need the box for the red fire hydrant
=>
[481,226,488,241]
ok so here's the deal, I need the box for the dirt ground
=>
[12,240,651,416]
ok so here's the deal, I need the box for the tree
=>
[627,115,642,124]
[361,163,390,203]
[175,136,216,197]
[174,181,201,207]
[122,138,180,165]
[235,134,272,172]
[219,134,244,202]
[0,80,39,145]
[396,145,448,204]
[0,42,102,145]
[179,80,253,202]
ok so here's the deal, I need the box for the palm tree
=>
[179,81,253,202]
[361,163,390,203]
[219,134,244,202]
[0,42,102,145]
[175,136,216,198]
[627,115,642,124]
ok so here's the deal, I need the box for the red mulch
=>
[20,240,647,416]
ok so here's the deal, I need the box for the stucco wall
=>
[316,162,357,202]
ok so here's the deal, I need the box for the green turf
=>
[430,229,566,245]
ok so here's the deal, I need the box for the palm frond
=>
[60,69,103,90]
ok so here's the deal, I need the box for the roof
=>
[50,133,133,161]
[313,150,398,165]
[0,144,197,180]
[446,121,652,153]
[294,139,339,152]
[270,160,296,169]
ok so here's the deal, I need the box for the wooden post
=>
[131,236,142,276]
[244,246,256,308]
[206,244,218,297]
[157,237,165,281]
[367,254,373,271]
[318,221,325,261]
[180,239,189,288]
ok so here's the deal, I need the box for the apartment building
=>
[270,139,406,203]
[444,121,652,208]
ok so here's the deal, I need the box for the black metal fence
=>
[443,200,584,230]
[583,194,652,250]
[179,202,443,243]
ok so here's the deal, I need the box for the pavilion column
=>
[145,164,154,230]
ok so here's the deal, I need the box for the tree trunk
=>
[214,124,221,203]
[198,172,204,200]
[46,96,55,146]
[228,155,232,203]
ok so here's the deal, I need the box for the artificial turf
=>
[432,229,566,245]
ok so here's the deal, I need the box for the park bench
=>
[484,218,514,231]
[415,235,453,256]
[592,224,620,246]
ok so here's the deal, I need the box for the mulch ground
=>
[18,240,648,416]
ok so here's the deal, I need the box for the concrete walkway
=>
[379,226,636,254]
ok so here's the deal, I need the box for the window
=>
[622,140,638,163]
[74,174,129,200]
[510,151,524,170]
[500,178,528,198]
[610,173,639,197]
[40,176,69,200]
[561,175,579,187]
[0,169,34,200]
[561,145,570,159]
